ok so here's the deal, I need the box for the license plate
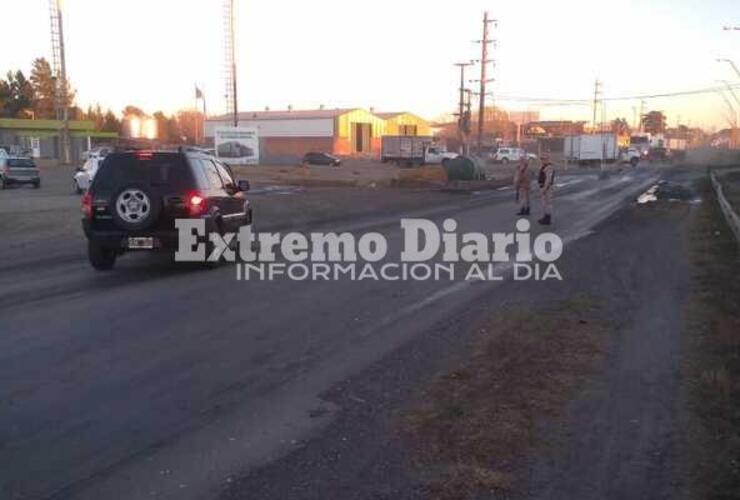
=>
[128,237,154,249]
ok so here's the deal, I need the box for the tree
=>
[642,111,666,135]
[0,79,9,115]
[153,111,172,142]
[610,118,631,136]
[176,110,204,144]
[2,70,34,118]
[29,58,57,119]
[122,105,146,118]
[102,110,121,133]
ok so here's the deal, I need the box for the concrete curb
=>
[709,169,740,247]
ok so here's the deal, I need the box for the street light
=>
[717,58,740,79]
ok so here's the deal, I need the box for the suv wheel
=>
[88,242,116,271]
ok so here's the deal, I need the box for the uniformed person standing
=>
[537,154,555,225]
[514,154,531,216]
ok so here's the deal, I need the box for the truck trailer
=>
[564,134,619,164]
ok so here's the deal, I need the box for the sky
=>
[1,0,739,130]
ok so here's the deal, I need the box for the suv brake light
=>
[188,193,206,216]
[81,192,93,219]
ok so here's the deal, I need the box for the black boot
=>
[516,206,530,216]
[538,214,551,225]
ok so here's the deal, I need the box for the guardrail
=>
[709,168,740,247]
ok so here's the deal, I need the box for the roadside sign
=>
[214,127,259,165]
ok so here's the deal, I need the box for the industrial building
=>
[204,108,430,164]
[0,118,117,162]
[375,112,431,137]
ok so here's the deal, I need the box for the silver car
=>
[0,156,41,189]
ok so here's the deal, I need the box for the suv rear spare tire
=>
[111,184,161,231]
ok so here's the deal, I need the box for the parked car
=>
[83,147,112,160]
[1,156,41,189]
[492,147,525,163]
[81,149,253,270]
[73,156,104,194]
[303,152,341,166]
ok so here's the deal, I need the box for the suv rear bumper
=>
[83,220,181,251]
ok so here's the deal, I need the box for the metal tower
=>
[224,0,238,126]
[49,0,70,163]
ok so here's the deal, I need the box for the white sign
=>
[214,127,259,165]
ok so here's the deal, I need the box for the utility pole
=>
[592,79,601,133]
[474,12,496,152]
[224,0,238,127]
[639,99,646,133]
[454,62,473,154]
[465,89,473,140]
[49,0,70,164]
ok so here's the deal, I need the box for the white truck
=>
[564,133,619,165]
[380,136,457,166]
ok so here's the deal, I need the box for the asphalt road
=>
[0,165,661,500]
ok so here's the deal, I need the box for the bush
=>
[443,156,484,181]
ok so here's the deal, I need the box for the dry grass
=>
[403,298,609,499]
[717,170,740,213]
[684,178,740,500]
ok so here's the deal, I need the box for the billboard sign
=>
[214,126,259,165]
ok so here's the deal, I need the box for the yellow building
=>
[376,112,431,137]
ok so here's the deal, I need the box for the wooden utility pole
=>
[475,12,496,152]
[454,62,473,154]
[592,79,601,133]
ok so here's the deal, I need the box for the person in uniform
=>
[514,154,531,216]
[537,153,555,225]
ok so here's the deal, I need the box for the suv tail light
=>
[188,193,206,216]
[81,192,93,219]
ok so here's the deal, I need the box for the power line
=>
[495,83,740,104]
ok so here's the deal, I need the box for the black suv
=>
[82,150,253,270]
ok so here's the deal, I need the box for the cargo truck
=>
[380,136,457,166]
[564,133,619,165]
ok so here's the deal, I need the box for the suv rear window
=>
[92,153,194,193]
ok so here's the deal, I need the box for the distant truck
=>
[629,133,651,157]
[380,136,457,166]
[564,134,619,164]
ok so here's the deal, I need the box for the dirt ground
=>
[218,170,702,500]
